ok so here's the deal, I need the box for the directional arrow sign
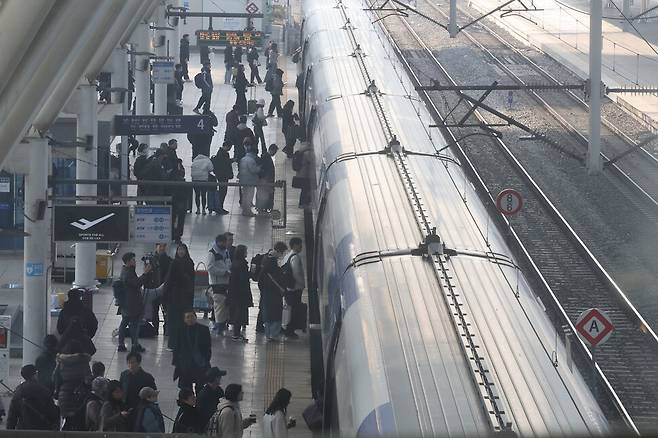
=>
[575,308,614,347]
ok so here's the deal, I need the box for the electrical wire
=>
[607,0,658,57]
[551,0,658,20]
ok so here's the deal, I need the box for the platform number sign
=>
[575,308,614,347]
[496,189,523,216]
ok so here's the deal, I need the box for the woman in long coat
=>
[228,244,253,342]
[165,243,195,350]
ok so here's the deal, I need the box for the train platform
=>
[470,0,658,131]
[0,30,313,436]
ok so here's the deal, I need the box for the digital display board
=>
[195,30,264,46]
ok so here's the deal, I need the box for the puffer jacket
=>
[208,398,243,438]
[238,152,261,185]
[207,244,231,286]
[53,353,91,417]
[191,154,214,181]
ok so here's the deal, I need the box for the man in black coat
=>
[211,141,234,215]
[56,288,98,339]
[118,252,152,352]
[7,365,59,431]
[180,34,190,80]
[172,311,211,391]
[119,352,157,412]
[224,105,240,145]
[188,109,218,158]
[171,160,189,242]
[196,367,227,427]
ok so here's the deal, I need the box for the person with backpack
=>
[164,243,195,350]
[211,141,234,215]
[53,339,92,430]
[234,116,255,163]
[258,242,289,342]
[266,68,284,118]
[256,143,278,214]
[172,388,204,433]
[207,384,256,437]
[118,252,153,353]
[6,365,59,431]
[197,367,227,428]
[247,46,262,85]
[280,238,305,338]
[100,380,130,432]
[35,334,58,394]
[238,141,261,217]
[228,244,253,342]
[56,288,98,339]
[85,377,109,431]
[119,352,157,413]
[57,316,96,356]
[133,387,165,433]
[191,153,214,215]
[234,63,249,116]
[208,234,232,335]
[262,388,296,438]
[224,44,234,84]
[193,62,213,114]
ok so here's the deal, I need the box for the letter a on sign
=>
[589,320,600,333]
[575,308,614,347]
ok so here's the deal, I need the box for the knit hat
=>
[139,387,159,400]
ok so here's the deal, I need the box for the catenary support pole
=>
[622,0,630,31]
[74,84,99,290]
[133,19,152,145]
[154,3,168,116]
[449,0,458,37]
[112,46,130,197]
[587,0,603,174]
[22,137,50,365]
[170,0,182,63]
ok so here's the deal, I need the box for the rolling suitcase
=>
[291,302,308,332]
[247,86,257,114]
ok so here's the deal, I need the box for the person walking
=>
[118,252,152,353]
[224,44,234,84]
[180,34,191,81]
[267,43,279,70]
[193,62,213,114]
[53,340,92,430]
[267,69,284,117]
[228,245,253,342]
[281,238,305,338]
[211,141,234,215]
[100,380,130,432]
[35,334,58,394]
[197,367,227,428]
[208,234,232,334]
[234,45,244,65]
[247,46,262,84]
[191,153,214,215]
[256,144,278,213]
[172,311,212,390]
[6,365,59,431]
[119,352,157,412]
[85,377,109,431]
[234,64,249,116]
[164,243,195,350]
[133,387,165,433]
[258,242,288,341]
[172,388,204,433]
[56,288,98,339]
[252,99,268,155]
[238,142,261,216]
[281,100,300,157]
[207,384,256,437]
[262,388,296,438]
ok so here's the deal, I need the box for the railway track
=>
[377,9,658,433]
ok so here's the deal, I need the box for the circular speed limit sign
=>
[496,189,523,216]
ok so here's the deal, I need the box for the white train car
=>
[299,0,610,435]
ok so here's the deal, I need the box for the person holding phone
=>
[100,380,131,432]
[207,384,256,437]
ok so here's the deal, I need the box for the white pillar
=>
[170,0,182,63]
[112,47,130,196]
[22,137,50,365]
[74,84,98,289]
[622,0,630,31]
[449,0,458,38]
[155,3,168,116]
[133,20,152,145]
[587,0,603,175]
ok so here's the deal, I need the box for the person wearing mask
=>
[281,238,305,338]
[133,387,165,433]
[35,334,58,394]
[119,352,157,412]
[224,44,234,84]
[100,380,130,432]
[180,34,191,81]
[197,367,227,428]
[173,388,204,433]
[208,234,232,335]
[191,153,214,215]
[234,64,249,115]
[7,365,59,431]
[56,288,98,339]
[164,243,195,350]
[207,384,256,437]
[53,340,92,430]
[266,69,284,118]
[85,377,109,431]
[172,311,212,390]
[118,252,152,352]
[233,116,255,163]
[252,99,268,155]
[262,388,296,438]
[281,100,300,157]
[238,141,261,217]
[258,242,288,342]
[228,244,253,342]
[211,141,234,215]
[247,46,262,85]
[193,62,213,114]
[256,144,278,214]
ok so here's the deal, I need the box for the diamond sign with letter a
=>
[246,2,259,13]
[575,308,614,347]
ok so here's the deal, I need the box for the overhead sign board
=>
[152,61,176,84]
[496,188,523,216]
[134,206,172,243]
[54,205,130,242]
[575,308,614,347]
[195,29,264,46]
[113,115,212,136]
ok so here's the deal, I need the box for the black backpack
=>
[194,72,205,89]
[20,394,58,430]
[249,253,265,281]
[280,254,297,290]
[133,155,148,179]
[292,150,304,171]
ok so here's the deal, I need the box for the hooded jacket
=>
[208,243,231,286]
[238,152,261,185]
[191,154,214,181]
[56,298,98,338]
[208,398,243,438]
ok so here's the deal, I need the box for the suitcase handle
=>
[195,262,207,271]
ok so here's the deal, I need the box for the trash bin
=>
[96,250,114,283]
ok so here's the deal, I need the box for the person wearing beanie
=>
[172,388,204,433]
[197,367,227,427]
[7,365,59,430]
[134,387,165,433]
[85,377,109,431]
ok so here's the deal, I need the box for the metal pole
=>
[74,84,98,290]
[112,47,130,197]
[170,0,182,63]
[622,0,630,31]
[155,3,168,116]
[449,0,458,38]
[133,20,152,146]
[587,0,603,174]
[22,137,50,365]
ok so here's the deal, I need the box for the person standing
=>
[247,46,262,85]
[200,43,210,65]
[234,64,249,116]
[154,243,172,287]
[267,69,284,117]
[164,243,195,350]
[34,334,58,394]
[262,388,296,438]
[233,117,255,164]
[174,63,185,101]
[172,388,204,433]
[191,153,214,215]
[133,143,150,203]
[53,340,92,430]
[259,242,288,341]
[118,252,152,353]
[252,99,268,155]
[238,142,262,216]
[6,365,59,431]
[224,44,234,84]
[189,108,219,158]
[180,34,191,81]
[100,380,130,432]
[193,62,213,114]
[208,234,232,334]
[281,100,300,157]
[211,141,234,215]
[268,43,279,70]
[172,311,212,390]
[281,238,305,338]
[56,288,98,339]
[197,367,227,428]
[133,387,165,433]
[85,377,109,431]
[119,352,157,412]
[256,144,278,213]
[207,384,256,437]
[224,104,240,145]
[233,45,244,65]
[228,245,253,342]
[171,159,188,242]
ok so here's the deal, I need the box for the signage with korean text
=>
[134,206,172,243]
[195,29,264,46]
[152,61,176,84]
[113,115,212,135]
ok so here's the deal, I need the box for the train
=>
[297,0,611,435]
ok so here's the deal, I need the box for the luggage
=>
[194,72,204,88]
[193,262,212,312]
[290,302,308,331]
[139,321,157,338]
